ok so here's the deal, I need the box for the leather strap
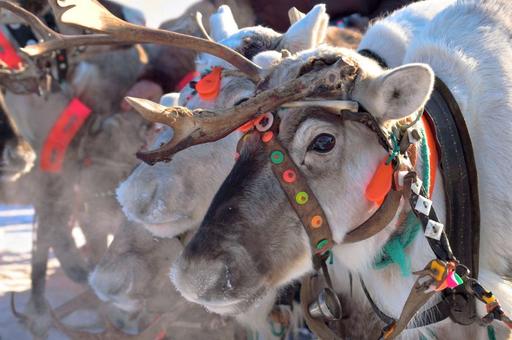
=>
[361,277,451,330]
[264,131,335,255]
[343,191,402,243]
[300,274,343,340]
[424,77,480,278]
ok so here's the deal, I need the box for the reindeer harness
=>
[234,75,511,338]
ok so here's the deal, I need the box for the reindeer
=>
[0,1,153,337]
[91,0,511,339]
[95,3,392,338]
[24,1,471,338]
[98,5,330,338]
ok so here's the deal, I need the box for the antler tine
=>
[195,12,214,41]
[50,302,131,340]
[128,57,358,165]
[50,299,176,340]
[54,289,101,320]
[10,292,29,323]
[22,0,262,82]
[0,67,42,94]
[0,1,128,57]
[0,1,57,40]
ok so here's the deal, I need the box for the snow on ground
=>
[0,205,85,340]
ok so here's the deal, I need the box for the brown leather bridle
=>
[236,104,512,339]
[237,108,404,256]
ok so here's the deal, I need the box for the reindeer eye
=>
[309,133,336,153]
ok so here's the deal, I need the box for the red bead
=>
[282,169,296,183]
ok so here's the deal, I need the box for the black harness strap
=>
[424,78,480,279]
[357,50,481,330]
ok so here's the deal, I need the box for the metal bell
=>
[308,287,342,321]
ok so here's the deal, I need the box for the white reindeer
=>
[121,1,512,339]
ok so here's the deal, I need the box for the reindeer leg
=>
[13,213,53,339]
[36,176,90,283]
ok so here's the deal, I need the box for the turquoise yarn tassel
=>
[374,128,430,276]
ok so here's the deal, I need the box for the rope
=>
[487,325,496,340]
[374,128,430,276]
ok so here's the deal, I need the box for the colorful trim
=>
[374,115,437,276]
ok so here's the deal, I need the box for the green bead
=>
[295,191,309,205]
[270,150,284,164]
[454,272,464,285]
[316,239,328,250]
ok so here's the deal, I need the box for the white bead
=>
[411,178,423,195]
[415,195,432,215]
[255,112,274,132]
[397,171,409,187]
[425,220,444,240]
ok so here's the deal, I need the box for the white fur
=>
[281,4,329,53]
[209,5,239,42]
[327,1,512,338]
[358,0,456,67]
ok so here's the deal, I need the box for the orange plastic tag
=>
[0,30,23,70]
[238,119,256,133]
[365,159,393,205]
[40,98,92,173]
[196,67,222,100]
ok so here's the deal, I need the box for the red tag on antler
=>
[196,67,222,100]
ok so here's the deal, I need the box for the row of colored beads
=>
[268,143,327,251]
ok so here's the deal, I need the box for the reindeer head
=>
[117,4,331,238]
[89,221,182,313]
[164,48,434,314]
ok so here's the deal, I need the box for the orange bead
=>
[311,215,323,229]
[262,131,274,143]
[238,120,255,133]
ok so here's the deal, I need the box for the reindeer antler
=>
[128,57,358,164]
[50,299,191,340]
[18,0,261,82]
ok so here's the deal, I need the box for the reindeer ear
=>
[280,4,329,53]
[354,64,434,120]
[209,5,239,42]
